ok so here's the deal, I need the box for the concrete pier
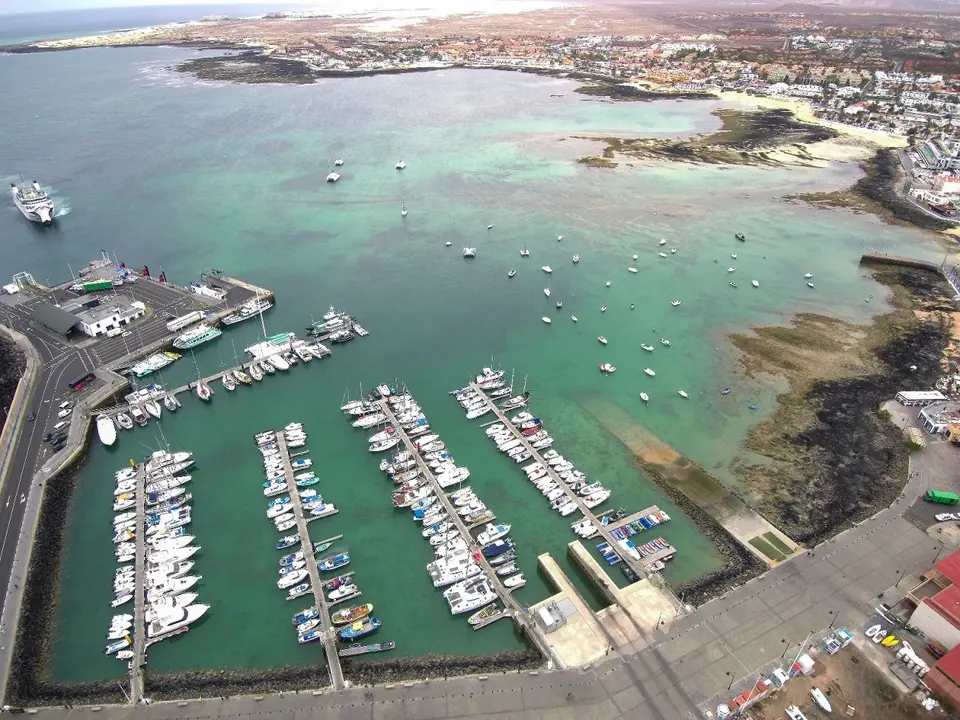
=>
[466,383,665,587]
[129,463,147,704]
[275,435,344,691]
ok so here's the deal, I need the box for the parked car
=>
[56,409,72,419]
[27,411,35,422]
[935,513,958,522]
[41,433,51,442]
[58,401,74,410]
[51,442,65,452]
[53,421,69,431]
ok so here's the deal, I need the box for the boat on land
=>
[97,414,117,446]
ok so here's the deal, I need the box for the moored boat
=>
[331,602,374,625]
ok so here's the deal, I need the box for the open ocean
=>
[0,37,944,681]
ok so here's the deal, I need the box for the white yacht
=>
[334,158,344,166]
[541,266,552,274]
[11,181,54,224]
[444,576,497,615]
[145,592,198,623]
[395,159,406,169]
[146,604,209,638]
[97,414,117,447]
[463,247,476,258]
[326,172,341,182]
[543,288,551,297]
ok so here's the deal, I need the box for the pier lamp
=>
[780,639,789,658]
[726,671,735,691]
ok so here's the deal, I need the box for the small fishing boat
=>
[729,282,738,288]
[543,288,551,297]
[670,300,681,307]
[573,254,580,263]
[598,336,607,345]
[557,234,563,241]
[542,317,552,325]
[130,405,148,426]
[541,266,552,274]
[644,368,656,377]
[600,305,607,312]
[338,617,381,640]
[599,363,616,374]
[605,281,611,287]
[678,390,688,398]
[508,269,516,278]
[658,252,667,258]
[731,253,738,259]
[571,316,578,323]
[276,534,300,550]
[641,343,654,352]
[299,630,323,644]
[503,573,525,589]
[318,553,351,572]
[728,267,736,273]
[468,603,503,625]
[735,232,745,241]
[804,273,813,279]
[296,477,319,487]
[670,248,677,254]
[331,602,374,625]
[660,338,670,346]
[116,412,134,430]
[222,373,236,391]
[640,392,649,403]
[292,606,319,625]
[555,301,562,309]
[659,239,667,245]
[752,280,759,288]
[628,267,638,273]
[807,282,815,288]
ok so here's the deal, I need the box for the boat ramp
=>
[274,434,344,691]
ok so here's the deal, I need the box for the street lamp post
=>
[726,671,735,691]
[828,611,837,629]
[781,639,790,658]
[934,545,945,565]
[896,569,906,588]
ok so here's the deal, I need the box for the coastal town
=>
[9,3,960,719]
[12,5,960,223]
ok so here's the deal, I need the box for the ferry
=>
[11,181,54,224]
[172,324,222,350]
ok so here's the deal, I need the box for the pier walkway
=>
[467,383,668,591]
[130,463,146,704]
[275,435,344,691]
[375,399,556,662]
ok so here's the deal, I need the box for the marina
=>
[260,429,344,689]
[457,373,679,585]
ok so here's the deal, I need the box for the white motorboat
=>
[644,368,656,376]
[116,413,134,430]
[147,603,209,638]
[752,280,759,288]
[503,573,525,589]
[807,282,815,288]
[541,266,552,274]
[599,363,616,374]
[600,305,607,312]
[804,273,813,279]
[641,344,654,352]
[326,172,340,182]
[670,248,677,254]
[605,281,611,287]
[334,158,344,166]
[573,254,580,263]
[670,300,681,306]
[463,247,476,258]
[476,523,511,546]
[728,267,736,273]
[557,234,563,241]
[658,252,667,258]
[395,159,406,169]
[640,392,649,403]
[144,400,162,419]
[146,592,199,623]
[659,239,667,245]
[543,288,551,297]
[508,269,516,278]
[278,570,309,589]
[97,414,117,446]
[628,267,638,273]
[598,336,607,345]
[661,338,671,346]
[268,354,290,371]
[401,202,407,217]
[542,317,552,325]
[571,315,578,323]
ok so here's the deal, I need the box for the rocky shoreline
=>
[0,333,26,419]
[789,149,955,232]
[573,109,838,169]
[733,265,953,546]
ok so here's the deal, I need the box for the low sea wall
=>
[860,253,943,273]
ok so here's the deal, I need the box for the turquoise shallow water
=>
[0,48,945,682]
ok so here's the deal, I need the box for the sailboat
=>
[520,242,529,258]
[401,202,407,218]
[191,351,213,401]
